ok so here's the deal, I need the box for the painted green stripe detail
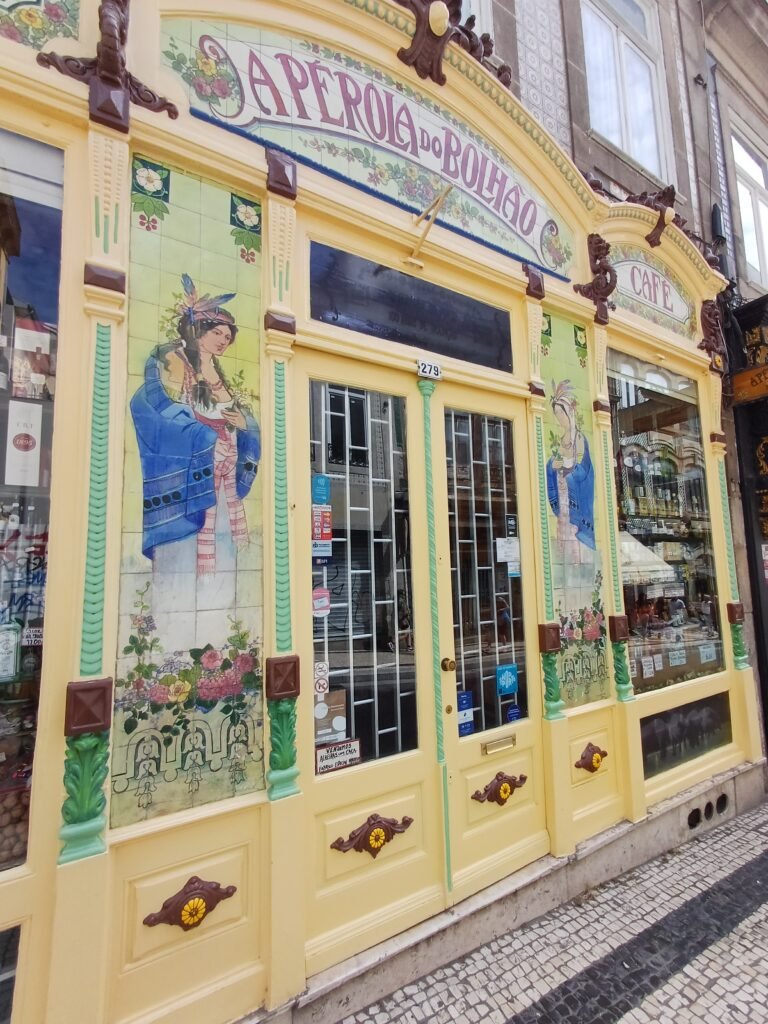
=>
[284,260,291,295]
[535,415,554,619]
[80,324,111,676]
[602,430,623,611]
[113,204,120,245]
[418,379,452,892]
[59,732,109,863]
[103,215,110,255]
[94,196,101,238]
[718,459,739,602]
[267,698,300,800]
[274,361,292,652]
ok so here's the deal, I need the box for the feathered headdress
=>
[176,273,236,334]
[550,379,576,411]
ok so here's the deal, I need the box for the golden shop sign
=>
[732,365,768,406]
[163,21,574,274]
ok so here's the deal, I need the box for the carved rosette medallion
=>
[575,742,608,774]
[143,876,237,931]
[330,813,414,859]
[471,771,528,806]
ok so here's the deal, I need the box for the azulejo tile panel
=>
[0,0,78,49]
[111,157,265,827]
[541,312,610,708]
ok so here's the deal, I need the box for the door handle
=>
[441,657,456,672]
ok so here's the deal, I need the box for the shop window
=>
[310,382,417,772]
[608,352,723,692]
[446,410,527,732]
[580,0,666,179]
[731,134,768,286]
[0,926,20,1024]
[640,692,732,779]
[309,243,513,373]
[0,129,63,871]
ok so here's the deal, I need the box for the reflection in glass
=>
[0,130,63,871]
[310,382,417,768]
[640,692,731,779]
[608,352,723,693]
[0,926,20,1024]
[446,410,527,734]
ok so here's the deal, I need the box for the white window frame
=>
[731,129,768,288]
[581,0,673,181]
[463,0,493,32]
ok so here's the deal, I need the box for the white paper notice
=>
[653,653,664,671]
[669,648,687,667]
[5,400,42,487]
[14,326,50,354]
[699,644,717,664]
[496,537,520,562]
[630,660,638,678]
[641,656,655,679]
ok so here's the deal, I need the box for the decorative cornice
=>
[37,0,177,134]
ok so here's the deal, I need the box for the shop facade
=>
[0,2,764,1022]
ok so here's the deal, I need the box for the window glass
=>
[0,926,20,1024]
[624,44,660,177]
[733,137,765,187]
[604,0,648,36]
[640,692,731,779]
[608,352,724,693]
[737,181,761,272]
[310,382,417,773]
[582,6,622,147]
[446,410,527,733]
[0,129,62,871]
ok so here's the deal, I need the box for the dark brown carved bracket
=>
[625,185,683,248]
[64,678,113,737]
[539,622,561,654]
[573,234,617,325]
[523,263,546,300]
[266,150,298,201]
[727,602,745,624]
[394,0,460,86]
[36,0,178,134]
[700,299,728,375]
[264,311,297,335]
[575,742,608,774]
[608,615,629,643]
[143,876,236,932]
[266,655,300,701]
[471,771,527,806]
[330,813,413,859]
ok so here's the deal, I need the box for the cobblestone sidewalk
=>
[343,801,768,1024]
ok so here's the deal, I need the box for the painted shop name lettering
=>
[629,265,674,312]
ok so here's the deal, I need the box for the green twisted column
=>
[80,324,111,676]
[418,379,452,891]
[731,624,749,670]
[59,732,110,864]
[542,652,565,719]
[267,699,299,801]
[611,642,634,702]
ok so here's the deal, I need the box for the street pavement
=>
[343,797,768,1024]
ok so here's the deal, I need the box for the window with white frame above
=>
[463,0,492,31]
[581,0,666,179]
[732,133,768,287]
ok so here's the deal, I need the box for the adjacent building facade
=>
[0,1,765,1023]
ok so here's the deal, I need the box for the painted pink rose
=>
[0,24,23,41]
[147,684,170,703]
[44,3,67,22]
[217,670,243,698]
[201,649,223,671]
[197,676,219,700]
[211,77,231,98]
[233,653,254,675]
[192,76,212,96]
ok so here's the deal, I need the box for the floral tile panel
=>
[0,0,78,49]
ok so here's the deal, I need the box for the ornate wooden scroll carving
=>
[330,813,414,859]
[573,234,617,326]
[471,771,527,806]
[394,0,461,85]
[700,299,728,374]
[575,742,608,774]
[143,876,237,931]
[625,184,684,248]
[37,0,178,133]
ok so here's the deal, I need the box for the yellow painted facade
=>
[0,2,763,1022]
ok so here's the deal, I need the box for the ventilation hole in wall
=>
[704,801,714,820]
[716,794,728,815]
[688,808,702,829]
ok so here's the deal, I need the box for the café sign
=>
[163,21,574,274]
[611,244,696,339]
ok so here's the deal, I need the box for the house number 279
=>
[417,359,442,380]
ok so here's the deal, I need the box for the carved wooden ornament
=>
[143,876,236,932]
[699,299,728,374]
[625,185,682,248]
[472,771,527,806]
[394,0,460,86]
[575,742,608,774]
[330,813,413,859]
[523,264,546,300]
[573,234,617,325]
[37,0,178,133]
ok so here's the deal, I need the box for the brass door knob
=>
[441,657,456,672]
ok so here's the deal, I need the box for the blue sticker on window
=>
[496,664,518,696]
